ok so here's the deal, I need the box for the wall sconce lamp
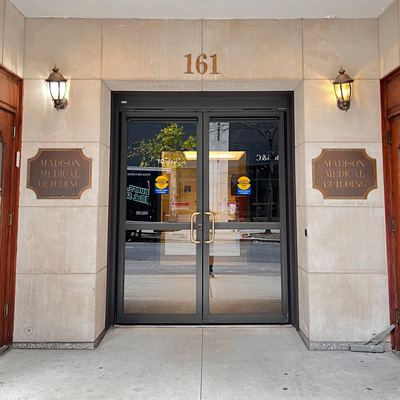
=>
[45,65,68,110]
[333,66,354,112]
[333,67,354,111]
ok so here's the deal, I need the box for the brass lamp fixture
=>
[45,65,68,110]
[333,67,354,111]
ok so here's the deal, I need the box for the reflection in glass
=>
[209,121,279,222]
[126,121,197,223]
[209,229,281,314]
[124,229,197,314]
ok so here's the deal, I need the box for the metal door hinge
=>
[8,213,13,227]
[387,130,392,145]
[396,309,400,324]
[391,217,396,233]
[4,304,8,318]
[12,125,16,139]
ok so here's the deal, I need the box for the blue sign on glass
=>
[237,186,251,195]
[155,187,168,194]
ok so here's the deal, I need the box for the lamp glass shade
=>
[45,65,67,108]
[48,81,66,101]
[334,82,352,102]
[332,67,354,111]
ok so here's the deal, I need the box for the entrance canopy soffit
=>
[9,0,395,19]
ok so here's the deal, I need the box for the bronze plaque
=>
[312,149,377,199]
[27,148,92,199]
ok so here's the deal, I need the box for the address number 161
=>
[184,54,219,75]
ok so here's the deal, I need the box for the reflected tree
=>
[210,122,278,223]
[239,122,278,223]
[128,123,196,168]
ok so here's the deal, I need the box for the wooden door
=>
[0,68,22,350]
[388,115,400,350]
[382,68,400,351]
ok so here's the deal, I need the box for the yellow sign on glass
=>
[237,176,250,190]
[155,175,169,194]
[237,176,251,195]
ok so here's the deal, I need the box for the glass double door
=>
[118,110,288,324]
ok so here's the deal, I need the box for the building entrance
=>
[112,94,295,324]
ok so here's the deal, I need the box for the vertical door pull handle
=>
[205,212,215,244]
[190,212,201,244]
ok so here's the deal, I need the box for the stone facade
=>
[1,0,398,346]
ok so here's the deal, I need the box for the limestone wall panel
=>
[202,19,303,80]
[96,206,109,273]
[3,0,24,77]
[98,144,110,208]
[379,1,400,78]
[100,82,111,148]
[0,0,5,64]
[24,18,102,79]
[306,206,387,274]
[13,273,97,343]
[309,273,390,342]
[102,19,202,80]
[295,143,306,207]
[303,80,381,143]
[22,79,101,143]
[304,18,379,80]
[202,79,301,91]
[294,81,305,147]
[16,206,100,274]
[95,268,107,339]
[298,267,310,339]
[296,205,309,272]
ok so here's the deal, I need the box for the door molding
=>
[107,92,298,328]
[0,66,23,348]
[381,66,400,351]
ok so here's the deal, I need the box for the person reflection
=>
[209,255,215,278]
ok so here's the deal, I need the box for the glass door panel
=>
[121,118,201,321]
[205,117,286,321]
[208,120,280,223]
[124,229,197,314]
[126,121,198,224]
[208,229,282,315]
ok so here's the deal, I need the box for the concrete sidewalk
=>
[1,326,399,400]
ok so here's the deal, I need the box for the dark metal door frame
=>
[107,92,298,327]
[201,111,288,324]
[117,111,203,324]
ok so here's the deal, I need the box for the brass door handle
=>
[205,212,215,244]
[190,212,201,244]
